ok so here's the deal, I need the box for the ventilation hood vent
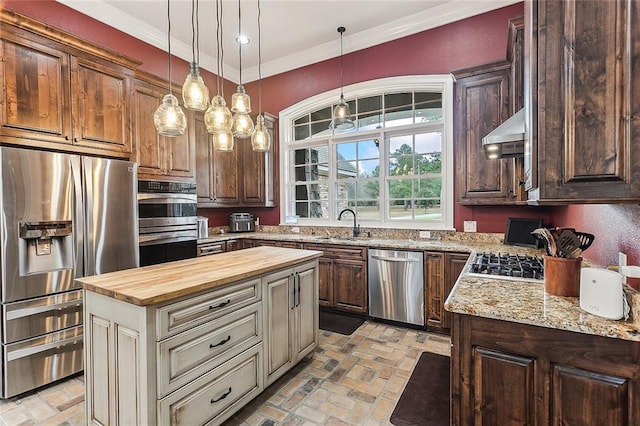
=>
[482,108,525,159]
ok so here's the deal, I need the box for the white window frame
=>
[279,75,454,230]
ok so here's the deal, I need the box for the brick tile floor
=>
[0,320,450,425]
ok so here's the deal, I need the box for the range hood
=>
[482,108,525,159]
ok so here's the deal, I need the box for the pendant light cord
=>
[258,0,262,114]
[167,0,172,94]
[215,0,222,96]
[190,0,196,63]
[238,0,243,86]
[339,27,345,99]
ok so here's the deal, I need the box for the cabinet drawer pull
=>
[209,335,231,348]
[209,299,231,309]
[210,387,232,404]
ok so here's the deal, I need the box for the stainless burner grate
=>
[469,252,544,282]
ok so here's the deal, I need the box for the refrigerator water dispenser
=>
[18,221,73,275]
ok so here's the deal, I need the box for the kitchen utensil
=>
[531,228,557,257]
[574,231,595,252]
[556,229,582,258]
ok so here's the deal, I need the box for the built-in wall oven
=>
[138,180,198,266]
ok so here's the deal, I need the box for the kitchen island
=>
[445,258,640,425]
[77,246,322,426]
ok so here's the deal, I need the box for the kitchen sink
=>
[313,236,356,241]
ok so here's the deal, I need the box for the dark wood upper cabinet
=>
[0,9,138,158]
[133,71,195,181]
[526,0,640,204]
[196,113,277,208]
[454,61,517,204]
[453,15,526,205]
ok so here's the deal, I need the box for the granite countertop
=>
[198,232,543,256]
[77,247,322,306]
[445,252,640,343]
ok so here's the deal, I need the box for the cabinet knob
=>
[65,135,70,141]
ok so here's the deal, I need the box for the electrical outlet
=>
[463,220,477,233]
[620,252,628,284]
[291,226,300,234]
[419,230,431,239]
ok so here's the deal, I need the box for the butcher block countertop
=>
[77,246,322,306]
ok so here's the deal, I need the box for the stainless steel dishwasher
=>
[368,249,425,326]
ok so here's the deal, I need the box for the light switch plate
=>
[463,221,477,233]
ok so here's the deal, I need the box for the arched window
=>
[279,75,454,230]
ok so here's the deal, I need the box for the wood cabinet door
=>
[239,137,266,205]
[0,35,71,145]
[333,259,367,314]
[132,79,164,176]
[473,347,536,425]
[165,105,195,179]
[194,112,214,202]
[294,262,318,360]
[211,146,240,206]
[263,268,293,383]
[551,365,629,425]
[425,252,445,328]
[454,63,516,205]
[443,253,468,329]
[71,56,131,154]
[317,257,333,307]
[530,0,640,203]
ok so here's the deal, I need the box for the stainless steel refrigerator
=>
[0,146,139,398]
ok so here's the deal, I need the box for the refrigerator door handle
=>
[71,156,85,278]
[6,334,83,362]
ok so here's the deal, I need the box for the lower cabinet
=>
[84,260,318,425]
[426,252,469,331]
[263,261,318,386]
[304,243,367,314]
[451,314,640,425]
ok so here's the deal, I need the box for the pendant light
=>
[204,0,234,151]
[231,0,254,139]
[330,26,355,131]
[251,0,270,152]
[154,0,187,136]
[182,0,210,111]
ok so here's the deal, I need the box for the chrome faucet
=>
[338,208,360,237]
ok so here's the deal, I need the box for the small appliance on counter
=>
[229,212,255,233]
[197,216,209,239]
[580,266,640,320]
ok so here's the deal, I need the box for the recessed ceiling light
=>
[236,35,250,45]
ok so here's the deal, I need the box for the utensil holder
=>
[544,256,582,297]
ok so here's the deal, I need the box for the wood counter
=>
[76,246,323,306]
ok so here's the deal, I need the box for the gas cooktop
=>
[468,252,544,283]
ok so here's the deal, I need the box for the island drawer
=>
[158,344,263,425]
[157,303,262,398]
[156,278,261,339]
[304,243,366,260]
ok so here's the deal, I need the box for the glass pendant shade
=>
[332,96,355,131]
[212,129,234,151]
[154,94,187,137]
[204,95,233,133]
[182,62,210,111]
[232,111,255,138]
[231,85,252,113]
[251,114,271,152]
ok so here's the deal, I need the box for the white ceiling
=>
[57,0,519,83]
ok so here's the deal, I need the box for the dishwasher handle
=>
[371,255,420,263]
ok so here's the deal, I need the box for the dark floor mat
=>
[390,351,450,426]
[318,310,365,335]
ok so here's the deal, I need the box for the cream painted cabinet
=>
[84,260,318,425]
[264,261,318,386]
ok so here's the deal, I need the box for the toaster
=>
[229,213,255,233]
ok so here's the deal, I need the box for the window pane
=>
[357,111,382,130]
[414,178,442,199]
[336,142,357,161]
[359,181,379,199]
[294,115,310,125]
[358,95,382,113]
[415,92,442,122]
[389,179,412,198]
[385,92,412,109]
[359,159,379,178]
[311,120,332,136]
[389,135,413,154]
[415,132,442,154]
[336,161,358,179]
[358,139,379,158]
[389,157,414,176]
[310,107,332,122]
[415,153,442,174]
[388,199,413,220]
[336,182,356,200]
[294,124,310,140]
[385,108,413,127]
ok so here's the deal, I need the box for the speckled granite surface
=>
[444,254,640,343]
[198,227,640,343]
